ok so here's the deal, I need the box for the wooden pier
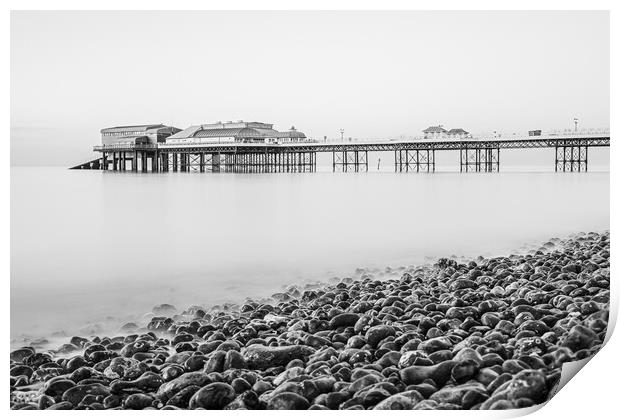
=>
[76,134,610,173]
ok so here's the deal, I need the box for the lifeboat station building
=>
[165,121,307,145]
[101,124,181,147]
[93,124,181,171]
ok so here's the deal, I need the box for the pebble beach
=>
[9,231,610,410]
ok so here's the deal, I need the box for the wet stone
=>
[61,384,110,406]
[188,382,236,409]
[330,313,360,329]
[267,392,310,410]
[561,325,599,352]
[42,378,76,398]
[451,360,480,383]
[123,394,155,410]
[418,337,453,354]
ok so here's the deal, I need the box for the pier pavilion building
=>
[165,121,307,145]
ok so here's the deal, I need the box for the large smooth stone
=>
[373,390,425,409]
[188,382,236,409]
[155,372,212,402]
[243,345,314,369]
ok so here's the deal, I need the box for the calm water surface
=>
[10,155,610,344]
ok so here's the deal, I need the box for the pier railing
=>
[94,143,157,152]
[92,128,610,151]
[318,128,610,143]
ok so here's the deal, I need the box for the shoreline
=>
[10,231,610,410]
[10,230,596,346]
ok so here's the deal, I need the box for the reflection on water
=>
[10,155,609,343]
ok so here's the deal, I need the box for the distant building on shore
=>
[165,121,308,145]
[101,124,181,147]
[422,125,447,139]
[446,128,470,139]
[423,125,470,140]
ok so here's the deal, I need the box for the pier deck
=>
[81,134,610,173]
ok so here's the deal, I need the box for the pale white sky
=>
[11,11,609,165]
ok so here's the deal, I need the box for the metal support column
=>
[213,153,220,172]
[555,143,588,172]
[160,153,167,172]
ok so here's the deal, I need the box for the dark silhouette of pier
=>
[73,134,610,173]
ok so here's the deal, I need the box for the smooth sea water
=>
[10,149,610,346]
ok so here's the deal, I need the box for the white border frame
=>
[4,2,617,419]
